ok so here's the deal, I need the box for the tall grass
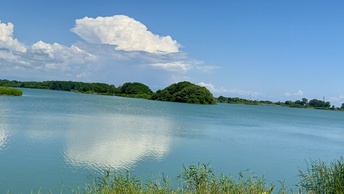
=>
[299,157,344,193]
[73,163,275,194]
[9,157,344,193]
[74,158,344,193]
[178,162,275,194]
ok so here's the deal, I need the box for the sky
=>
[0,0,343,106]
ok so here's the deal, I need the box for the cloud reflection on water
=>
[0,105,9,151]
[0,124,8,151]
[64,113,173,170]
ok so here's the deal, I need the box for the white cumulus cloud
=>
[32,41,96,67]
[0,16,215,85]
[0,21,27,52]
[0,20,97,79]
[329,95,344,103]
[71,15,179,54]
[198,82,259,97]
[150,62,191,73]
[198,82,221,93]
[284,90,303,97]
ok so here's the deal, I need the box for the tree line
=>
[217,95,344,111]
[2,79,342,108]
[0,79,117,95]
[0,79,215,105]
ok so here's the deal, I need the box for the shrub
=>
[0,87,22,96]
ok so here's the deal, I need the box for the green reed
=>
[299,157,344,193]
[72,163,275,194]
[11,157,344,193]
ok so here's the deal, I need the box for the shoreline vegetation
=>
[0,87,22,96]
[217,95,344,111]
[0,79,216,104]
[0,79,343,110]
[15,157,344,193]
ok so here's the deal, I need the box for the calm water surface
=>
[0,88,343,193]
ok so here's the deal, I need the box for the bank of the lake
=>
[0,87,22,96]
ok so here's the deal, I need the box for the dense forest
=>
[0,79,215,104]
[0,79,117,95]
[217,96,344,111]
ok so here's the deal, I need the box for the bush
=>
[0,87,22,96]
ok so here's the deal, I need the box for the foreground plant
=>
[178,162,275,194]
[82,170,142,194]
[24,157,344,193]
[299,157,344,193]
[74,163,275,194]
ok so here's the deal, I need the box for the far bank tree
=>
[152,81,216,104]
[118,82,153,99]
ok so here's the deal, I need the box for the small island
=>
[0,87,23,96]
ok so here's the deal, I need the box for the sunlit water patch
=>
[64,113,173,170]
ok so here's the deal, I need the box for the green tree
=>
[302,98,308,105]
[285,100,293,105]
[217,96,228,103]
[295,100,302,105]
[309,99,331,108]
[152,81,215,104]
[152,89,171,101]
[120,82,153,95]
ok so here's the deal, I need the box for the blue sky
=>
[0,1,343,106]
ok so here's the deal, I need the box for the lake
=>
[0,88,343,193]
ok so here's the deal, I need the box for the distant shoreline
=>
[1,79,343,110]
[216,96,344,111]
[0,79,215,105]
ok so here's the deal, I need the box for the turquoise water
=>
[0,88,343,193]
